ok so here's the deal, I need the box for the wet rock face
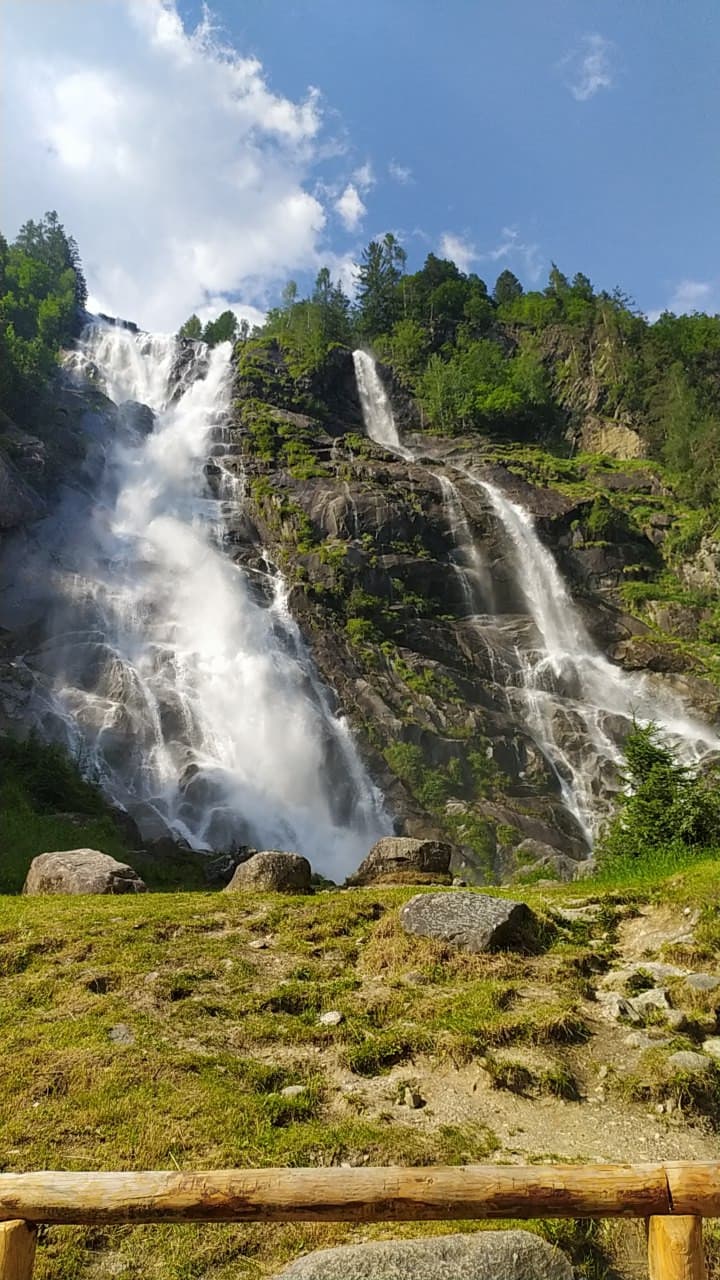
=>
[23,850,147,895]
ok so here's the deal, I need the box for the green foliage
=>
[355,233,406,338]
[177,313,202,340]
[0,210,86,422]
[202,309,239,347]
[597,723,720,869]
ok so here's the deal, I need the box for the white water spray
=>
[26,324,389,874]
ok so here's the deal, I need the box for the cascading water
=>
[477,479,720,838]
[352,350,410,455]
[17,323,389,875]
[350,348,719,845]
[435,473,495,617]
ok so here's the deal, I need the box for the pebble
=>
[248,937,272,950]
[598,1065,609,1080]
[280,1085,306,1099]
[318,1010,343,1027]
[108,1023,135,1045]
[701,1038,720,1061]
[402,1086,425,1110]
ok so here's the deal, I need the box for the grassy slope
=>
[2,865,720,1280]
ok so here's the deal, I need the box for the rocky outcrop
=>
[23,850,147,895]
[579,415,647,459]
[348,836,453,885]
[399,891,541,953]
[224,851,312,893]
[0,452,45,530]
[273,1230,573,1279]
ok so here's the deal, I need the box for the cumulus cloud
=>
[1,0,336,331]
[335,183,367,232]
[647,279,720,322]
[352,162,375,191]
[388,159,413,184]
[561,33,615,102]
[484,227,543,282]
[439,227,543,282]
[439,232,477,274]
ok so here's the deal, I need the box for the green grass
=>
[0,860,718,1276]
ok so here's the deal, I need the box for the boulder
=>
[273,1230,573,1279]
[224,850,311,893]
[511,840,579,884]
[399,891,540,954]
[23,850,147,896]
[348,836,453,886]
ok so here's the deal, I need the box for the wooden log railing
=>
[0,1162,716,1279]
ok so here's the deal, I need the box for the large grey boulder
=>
[274,1230,573,1279]
[23,850,147,895]
[399,891,540,953]
[348,836,452,886]
[224,850,311,893]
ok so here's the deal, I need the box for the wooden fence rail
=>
[0,1162,717,1280]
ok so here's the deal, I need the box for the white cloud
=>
[439,227,543,283]
[439,232,477,274]
[388,159,413,185]
[647,279,720,322]
[1,0,334,331]
[335,183,367,232]
[352,161,375,191]
[561,33,615,102]
[484,227,543,282]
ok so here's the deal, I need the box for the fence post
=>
[648,1216,705,1280]
[0,1221,36,1280]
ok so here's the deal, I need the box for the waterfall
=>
[19,322,389,876]
[352,350,409,455]
[478,479,719,839]
[435,473,495,616]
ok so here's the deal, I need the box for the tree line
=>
[0,211,87,422]
[198,231,720,510]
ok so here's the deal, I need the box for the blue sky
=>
[3,0,719,329]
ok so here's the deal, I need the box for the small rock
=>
[667,1051,713,1073]
[399,891,540,954]
[664,1009,690,1033]
[686,973,720,992]
[402,1086,425,1109]
[280,1085,306,1099]
[225,851,312,894]
[108,1024,134,1046]
[701,1038,720,1061]
[248,937,272,950]
[318,1010,343,1027]
[629,987,671,1015]
[598,1065,609,1080]
[595,992,641,1024]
